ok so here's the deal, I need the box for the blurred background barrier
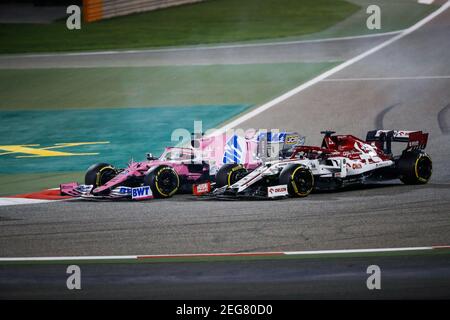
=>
[83,0,204,22]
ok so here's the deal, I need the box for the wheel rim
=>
[97,168,116,186]
[416,156,432,181]
[156,169,179,195]
[230,169,246,185]
[292,169,313,195]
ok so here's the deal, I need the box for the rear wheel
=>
[85,163,117,187]
[279,164,314,197]
[144,166,180,198]
[215,164,248,188]
[398,151,432,185]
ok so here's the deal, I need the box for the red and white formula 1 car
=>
[208,130,433,199]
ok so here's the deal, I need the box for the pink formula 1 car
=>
[60,131,303,200]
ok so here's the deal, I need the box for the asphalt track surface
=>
[1,3,450,299]
[2,253,450,299]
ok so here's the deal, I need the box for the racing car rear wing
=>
[366,130,428,154]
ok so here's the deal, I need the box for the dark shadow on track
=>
[438,103,450,134]
[375,103,401,130]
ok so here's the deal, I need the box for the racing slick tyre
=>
[279,164,314,197]
[144,165,180,198]
[85,163,117,187]
[215,164,248,188]
[398,151,432,185]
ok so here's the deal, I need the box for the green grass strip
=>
[0,62,339,110]
[0,0,359,54]
[0,172,84,196]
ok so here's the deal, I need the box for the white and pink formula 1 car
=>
[60,130,304,200]
[207,130,433,199]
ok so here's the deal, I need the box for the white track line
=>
[324,75,450,81]
[213,1,450,135]
[1,31,402,59]
[1,246,447,262]
[0,256,138,262]
[0,198,55,206]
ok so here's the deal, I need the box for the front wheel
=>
[279,164,314,197]
[397,151,432,185]
[215,164,248,188]
[144,166,180,198]
[85,163,117,187]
